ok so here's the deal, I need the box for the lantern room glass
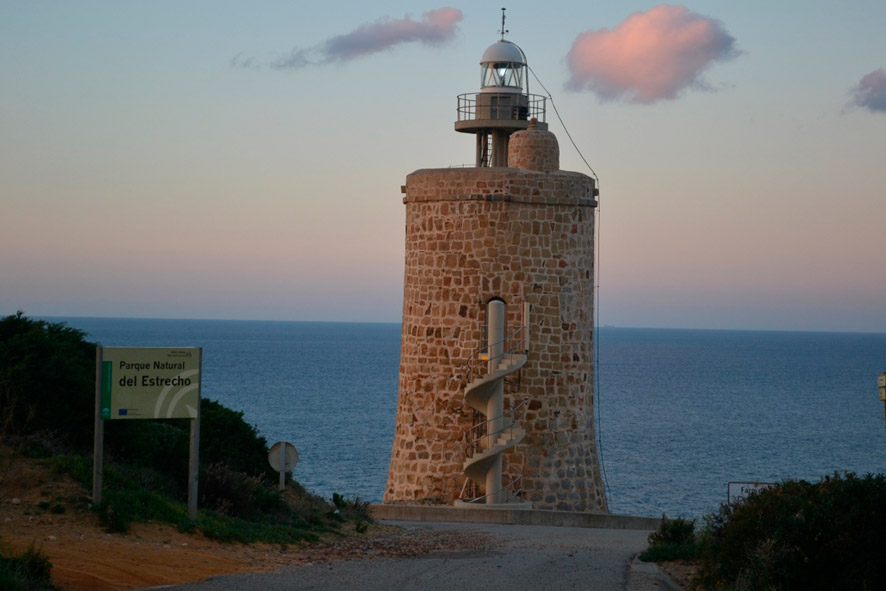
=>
[481,62,524,89]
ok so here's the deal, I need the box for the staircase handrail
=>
[463,398,529,458]
[460,472,527,504]
[463,325,527,383]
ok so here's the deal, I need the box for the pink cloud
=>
[273,8,463,69]
[849,68,886,113]
[566,4,738,103]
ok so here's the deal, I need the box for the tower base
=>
[454,499,533,511]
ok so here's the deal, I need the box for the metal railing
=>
[458,304,532,505]
[463,324,527,383]
[462,398,529,459]
[459,472,527,504]
[456,93,547,123]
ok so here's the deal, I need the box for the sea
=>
[45,317,886,521]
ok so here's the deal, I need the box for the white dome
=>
[480,41,525,65]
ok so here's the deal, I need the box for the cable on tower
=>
[525,63,610,506]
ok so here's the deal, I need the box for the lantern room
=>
[455,38,546,167]
[480,41,526,93]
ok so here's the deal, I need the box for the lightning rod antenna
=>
[500,7,508,40]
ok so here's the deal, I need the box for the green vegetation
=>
[0,543,54,591]
[332,492,372,533]
[1,312,373,583]
[642,473,886,590]
[1,312,95,448]
[640,515,701,562]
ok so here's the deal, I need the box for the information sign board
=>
[99,347,201,419]
[728,481,774,505]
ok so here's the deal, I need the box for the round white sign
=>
[268,441,299,473]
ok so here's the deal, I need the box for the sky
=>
[2,1,885,332]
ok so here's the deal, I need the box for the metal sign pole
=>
[878,372,886,430]
[187,348,202,520]
[92,347,104,505]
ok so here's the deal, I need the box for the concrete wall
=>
[371,504,659,530]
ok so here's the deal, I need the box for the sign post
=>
[93,347,202,519]
[878,372,886,429]
[268,441,299,491]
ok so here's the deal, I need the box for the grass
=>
[0,543,55,591]
[44,453,365,545]
[195,512,322,544]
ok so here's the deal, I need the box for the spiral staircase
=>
[455,300,532,509]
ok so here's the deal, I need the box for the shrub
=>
[286,480,339,527]
[199,462,284,520]
[0,312,95,448]
[331,492,373,523]
[0,543,54,591]
[103,398,275,497]
[198,400,273,478]
[103,420,191,491]
[640,515,700,562]
[695,472,886,591]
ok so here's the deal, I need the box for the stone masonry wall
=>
[384,165,607,512]
[508,119,560,172]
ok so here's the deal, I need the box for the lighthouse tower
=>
[384,29,607,512]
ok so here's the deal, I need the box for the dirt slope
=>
[0,450,485,590]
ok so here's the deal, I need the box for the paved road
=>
[157,521,678,591]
